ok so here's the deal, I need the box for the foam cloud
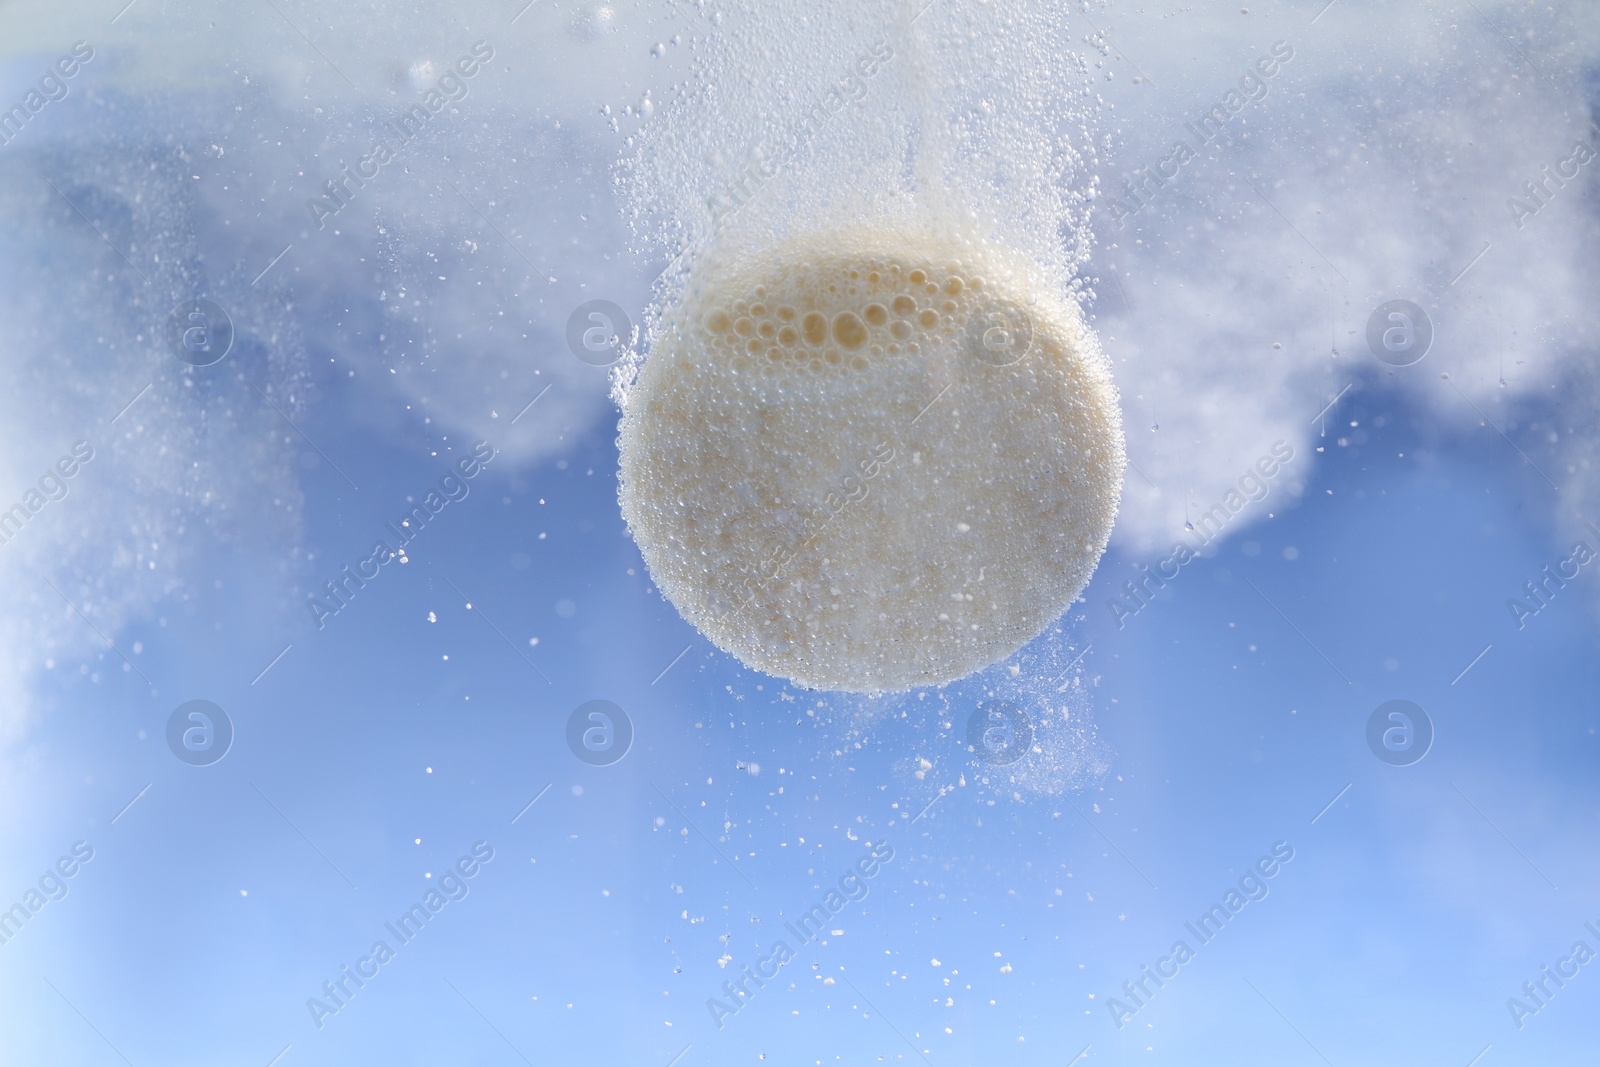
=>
[1090,3,1600,552]
[0,2,647,736]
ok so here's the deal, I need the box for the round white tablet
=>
[619,232,1124,691]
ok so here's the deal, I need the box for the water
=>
[0,1,1596,1064]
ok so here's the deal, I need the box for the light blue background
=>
[0,1,1596,1064]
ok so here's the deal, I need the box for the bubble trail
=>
[615,1,1122,692]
